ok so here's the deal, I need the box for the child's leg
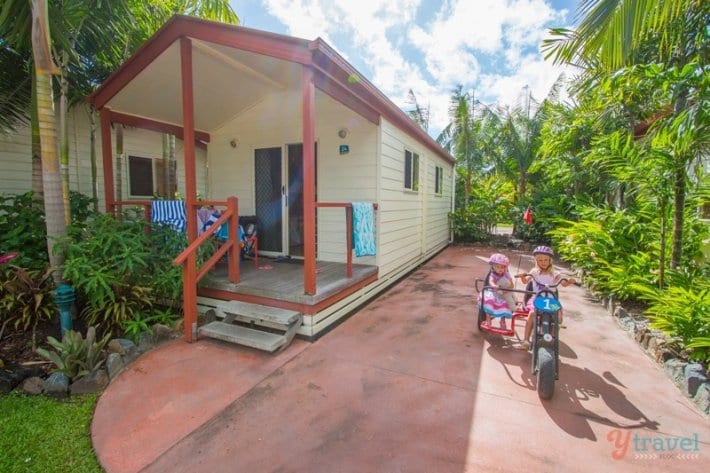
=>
[523,310,534,342]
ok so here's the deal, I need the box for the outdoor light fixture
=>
[229,138,238,148]
[337,128,348,139]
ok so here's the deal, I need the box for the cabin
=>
[1,15,456,351]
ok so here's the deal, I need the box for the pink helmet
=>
[533,245,554,257]
[488,253,509,266]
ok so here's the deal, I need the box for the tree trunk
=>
[35,70,66,283]
[88,108,98,212]
[671,165,685,269]
[658,199,667,289]
[31,73,43,202]
[59,52,71,225]
[31,0,65,284]
[518,172,527,206]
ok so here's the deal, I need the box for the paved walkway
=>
[92,246,708,472]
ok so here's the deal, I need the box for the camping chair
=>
[151,200,187,232]
[202,212,259,267]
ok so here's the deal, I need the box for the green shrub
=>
[0,265,55,349]
[635,285,710,363]
[0,192,47,270]
[36,326,110,382]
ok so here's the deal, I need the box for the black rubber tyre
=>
[536,347,555,400]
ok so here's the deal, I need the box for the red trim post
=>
[100,108,114,213]
[346,205,353,278]
[180,36,198,341]
[302,66,316,295]
[227,196,239,283]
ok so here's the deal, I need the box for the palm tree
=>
[29,0,65,284]
[497,81,562,207]
[542,0,709,268]
[406,89,430,132]
[437,86,483,207]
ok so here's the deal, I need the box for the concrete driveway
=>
[92,245,708,472]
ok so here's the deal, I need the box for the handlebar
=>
[474,273,576,294]
[515,272,575,290]
[474,278,532,295]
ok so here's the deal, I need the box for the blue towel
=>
[352,202,376,257]
[151,200,187,232]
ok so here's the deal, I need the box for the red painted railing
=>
[315,202,378,278]
[173,197,240,341]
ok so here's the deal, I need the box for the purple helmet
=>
[533,245,554,257]
[488,253,509,266]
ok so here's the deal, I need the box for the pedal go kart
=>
[475,273,572,400]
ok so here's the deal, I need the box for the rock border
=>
[601,295,710,418]
[1,323,180,398]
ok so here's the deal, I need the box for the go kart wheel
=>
[536,346,555,400]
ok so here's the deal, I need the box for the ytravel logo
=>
[607,429,701,460]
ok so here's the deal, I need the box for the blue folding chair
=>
[151,200,187,232]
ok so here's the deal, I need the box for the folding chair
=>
[151,200,187,232]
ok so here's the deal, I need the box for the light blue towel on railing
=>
[352,202,376,257]
[151,200,187,232]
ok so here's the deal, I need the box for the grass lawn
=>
[0,392,102,473]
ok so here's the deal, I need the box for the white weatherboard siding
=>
[0,105,207,208]
[379,119,427,277]
[0,107,109,202]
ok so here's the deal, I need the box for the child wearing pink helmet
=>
[480,253,517,330]
[516,245,575,349]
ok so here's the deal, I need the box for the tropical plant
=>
[36,326,111,381]
[633,283,710,363]
[121,307,179,343]
[0,265,55,349]
[405,88,430,132]
[542,0,710,269]
[0,192,48,270]
[438,86,495,207]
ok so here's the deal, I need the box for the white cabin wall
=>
[0,105,207,211]
[378,118,453,278]
[423,154,453,253]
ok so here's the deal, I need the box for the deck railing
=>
[173,196,240,341]
[315,202,378,278]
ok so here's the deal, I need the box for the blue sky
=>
[228,0,580,137]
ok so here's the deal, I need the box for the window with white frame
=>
[435,166,443,195]
[404,149,419,191]
[128,155,154,197]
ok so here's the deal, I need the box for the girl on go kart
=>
[480,253,518,330]
[517,245,575,350]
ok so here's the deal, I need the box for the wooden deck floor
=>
[199,257,378,308]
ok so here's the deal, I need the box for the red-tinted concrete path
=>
[92,246,709,472]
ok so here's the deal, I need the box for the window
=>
[435,166,443,195]
[128,155,154,197]
[404,149,419,191]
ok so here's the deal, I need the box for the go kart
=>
[475,273,573,400]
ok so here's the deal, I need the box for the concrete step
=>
[216,300,301,326]
[198,321,286,352]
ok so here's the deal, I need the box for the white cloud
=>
[259,0,572,137]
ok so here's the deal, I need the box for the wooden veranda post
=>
[180,36,198,341]
[302,66,316,295]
